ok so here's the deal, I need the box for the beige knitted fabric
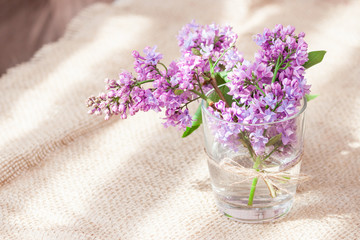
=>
[1,0,360,239]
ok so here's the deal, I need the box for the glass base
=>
[216,197,294,223]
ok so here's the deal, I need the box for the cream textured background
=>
[1,0,360,239]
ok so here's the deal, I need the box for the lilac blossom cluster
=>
[87,23,239,130]
[87,46,196,128]
[177,20,242,71]
[206,24,310,155]
[87,22,315,157]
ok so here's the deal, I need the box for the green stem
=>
[271,56,281,84]
[135,79,155,86]
[248,155,262,206]
[153,67,164,77]
[158,62,168,75]
[263,145,280,161]
[181,97,201,109]
[190,89,207,100]
[209,58,215,77]
[254,84,266,96]
[213,44,234,68]
[239,132,255,159]
[194,72,205,95]
[271,50,295,83]
[272,94,285,112]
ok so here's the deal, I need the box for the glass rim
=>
[201,88,307,127]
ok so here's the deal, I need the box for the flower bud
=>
[118,104,126,113]
[174,89,184,95]
[107,91,116,98]
[264,85,272,93]
[191,48,201,56]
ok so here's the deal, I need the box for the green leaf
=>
[305,94,319,102]
[266,133,282,147]
[214,71,230,85]
[182,105,202,138]
[219,71,230,82]
[303,50,326,69]
[214,72,226,86]
[208,84,233,106]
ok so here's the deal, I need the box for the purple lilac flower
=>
[262,93,277,109]
[87,71,136,120]
[173,55,205,91]
[163,108,193,130]
[143,46,163,65]
[90,45,210,130]
[178,21,237,56]
[223,48,244,71]
[132,46,164,82]
[207,24,309,154]
[206,106,243,150]
[177,21,239,73]
[255,24,310,104]
[262,109,277,123]
[226,60,272,106]
[275,120,297,145]
[88,23,312,156]
[249,128,269,155]
[276,99,296,117]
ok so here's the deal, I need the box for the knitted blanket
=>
[1,1,359,239]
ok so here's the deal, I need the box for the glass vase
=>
[201,91,307,223]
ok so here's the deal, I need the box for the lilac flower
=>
[276,99,297,117]
[254,28,271,47]
[270,82,284,100]
[214,100,233,121]
[275,120,297,145]
[132,46,163,81]
[224,48,244,71]
[249,128,268,155]
[200,44,214,59]
[253,33,266,46]
[263,93,277,109]
[206,106,243,149]
[262,109,277,123]
[226,60,272,106]
[87,22,315,158]
[163,108,193,130]
[177,21,238,61]
[252,61,273,80]
[178,109,193,128]
[143,46,163,65]
[254,24,309,89]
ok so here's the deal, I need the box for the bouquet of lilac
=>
[87,22,325,210]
